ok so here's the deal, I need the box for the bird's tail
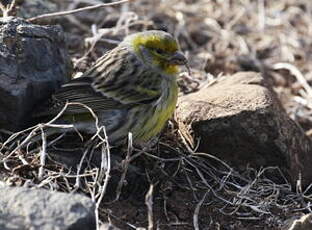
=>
[1,102,104,160]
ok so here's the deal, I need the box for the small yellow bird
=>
[36,30,187,146]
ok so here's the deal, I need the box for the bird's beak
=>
[168,51,187,65]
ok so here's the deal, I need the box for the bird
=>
[35,30,188,146]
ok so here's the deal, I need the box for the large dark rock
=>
[0,17,72,131]
[176,72,312,187]
[0,186,96,230]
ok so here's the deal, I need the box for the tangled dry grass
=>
[1,108,312,229]
[1,0,312,229]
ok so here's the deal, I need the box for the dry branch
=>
[27,0,132,22]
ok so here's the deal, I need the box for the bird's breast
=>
[136,78,178,142]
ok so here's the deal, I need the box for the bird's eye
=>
[154,48,165,55]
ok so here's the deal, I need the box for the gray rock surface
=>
[0,17,72,131]
[0,186,95,230]
[176,72,312,186]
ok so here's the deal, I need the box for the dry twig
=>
[27,0,133,22]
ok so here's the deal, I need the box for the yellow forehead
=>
[132,34,179,53]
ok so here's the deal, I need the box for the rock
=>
[0,17,72,131]
[17,0,58,19]
[0,186,96,230]
[284,214,312,230]
[176,72,312,186]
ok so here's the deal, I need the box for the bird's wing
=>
[35,46,162,116]
[83,46,163,104]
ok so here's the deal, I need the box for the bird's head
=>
[121,30,187,75]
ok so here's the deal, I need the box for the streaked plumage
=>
[36,30,187,146]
